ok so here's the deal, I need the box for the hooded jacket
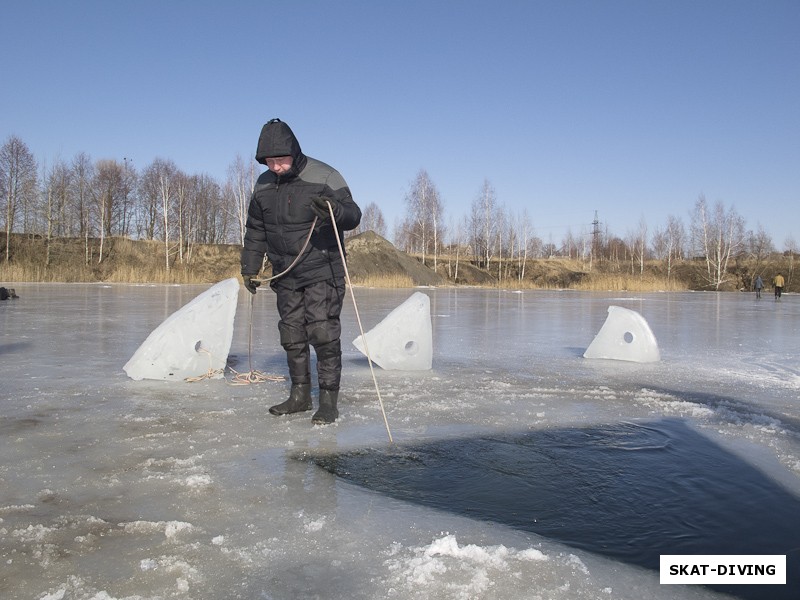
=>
[241,119,361,290]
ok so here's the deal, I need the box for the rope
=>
[252,218,318,285]
[226,201,394,444]
[226,222,319,385]
[326,201,394,443]
[183,342,286,384]
[227,292,286,385]
[183,346,225,383]
[228,368,285,385]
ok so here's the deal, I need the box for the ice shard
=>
[353,291,432,370]
[123,278,240,381]
[583,305,660,363]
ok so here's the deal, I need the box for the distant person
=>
[773,273,785,299]
[240,118,362,424]
[754,275,763,299]
[0,287,18,301]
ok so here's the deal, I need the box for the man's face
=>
[266,156,293,175]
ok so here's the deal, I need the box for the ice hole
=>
[404,340,418,355]
[623,331,634,344]
[194,340,203,352]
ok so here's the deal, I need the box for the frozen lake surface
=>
[1,284,798,600]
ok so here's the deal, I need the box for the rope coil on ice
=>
[183,343,286,384]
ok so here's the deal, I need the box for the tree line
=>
[1,135,260,272]
[395,169,796,290]
[2,134,796,290]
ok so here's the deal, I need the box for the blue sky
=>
[2,0,798,248]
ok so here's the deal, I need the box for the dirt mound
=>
[442,260,496,286]
[345,231,445,286]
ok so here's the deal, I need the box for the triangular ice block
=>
[353,291,432,370]
[583,305,660,363]
[124,278,240,381]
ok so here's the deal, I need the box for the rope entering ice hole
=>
[326,201,394,443]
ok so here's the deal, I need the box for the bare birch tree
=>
[403,169,442,267]
[118,158,137,238]
[174,171,191,264]
[92,160,128,262]
[352,201,386,237]
[191,173,226,244]
[138,158,179,269]
[226,155,255,246]
[156,159,178,271]
[561,229,579,260]
[652,215,685,280]
[625,216,648,275]
[1,136,38,261]
[690,195,746,289]
[494,205,508,280]
[70,153,95,263]
[447,214,469,281]
[138,163,161,240]
[470,179,497,269]
[784,235,797,289]
[746,224,775,286]
[516,209,532,281]
[42,159,72,267]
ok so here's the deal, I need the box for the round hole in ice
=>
[404,340,419,355]
[623,331,634,344]
[194,340,203,352]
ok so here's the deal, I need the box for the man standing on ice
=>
[240,118,361,424]
[773,272,785,299]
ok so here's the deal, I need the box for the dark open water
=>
[309,418,800,600]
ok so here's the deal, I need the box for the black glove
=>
[311,196,340,221]
[242,275,261,295]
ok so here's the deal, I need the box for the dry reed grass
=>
[574,272,689,292]
[349,272,416,288]
[2,234,794,292]
[0,235,243,284]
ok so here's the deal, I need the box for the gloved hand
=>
[311,196,340,221]
[242,275,261,295]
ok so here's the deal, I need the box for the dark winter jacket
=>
[241,119,361,290]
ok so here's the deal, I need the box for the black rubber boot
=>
[269,384,312,416]
[312,389,339,424]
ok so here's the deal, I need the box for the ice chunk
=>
[123,278,240,381]
[353,291,432,370]
[583,305,660,363]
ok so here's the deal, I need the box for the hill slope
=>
[344,231,445,286]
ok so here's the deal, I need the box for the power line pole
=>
[591,210,601,267]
